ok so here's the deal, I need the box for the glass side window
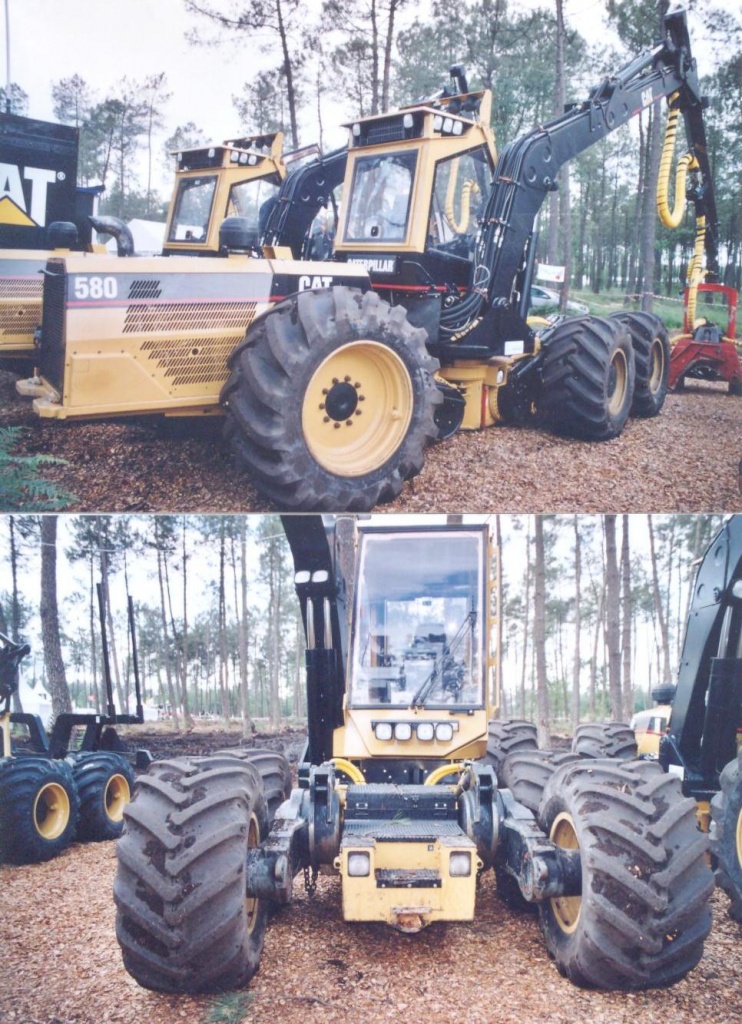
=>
[350,531,485,709]
[227,175,282,236]
[427,148,491,252]
[168,176,217,242]
[344,151,417,243]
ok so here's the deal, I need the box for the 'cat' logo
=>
[0,163,63,227]
[298,275,333,291]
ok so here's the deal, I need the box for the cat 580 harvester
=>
[20,9,713,511]
[114,515,713,994]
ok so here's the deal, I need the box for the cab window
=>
[427,148,491,255]
[168,176,217,242]
[344,151,417,243]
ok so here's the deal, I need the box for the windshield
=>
[344,151,417,243]
[350,530,485,709]
[227,176,281,236]
[168,176,217,242]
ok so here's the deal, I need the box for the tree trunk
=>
[519,518,531,719]
[240,520,251,737]
[180,519,193,728]
[621,515,633,720]
[40,517,73,723]
[571,516,581,732]
[604,515,622,719]
[534,517,550,747]
[648,515,671,684]
[155,540,180,729]
[218,526,231,723]
[8,516,22,713]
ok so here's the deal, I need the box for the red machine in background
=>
[669,282,742,395]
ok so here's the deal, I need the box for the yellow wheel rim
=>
[246,812,261,934]
[648,338,665,394]
[549,811,581,934]
[33,781,70,841]
[104,773,131,822]
[302,341,413,476]
[607,348,629,416]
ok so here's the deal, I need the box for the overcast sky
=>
[6,1,610,163]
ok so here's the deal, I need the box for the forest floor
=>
[1,725,740,1024]
[1,366,740,514]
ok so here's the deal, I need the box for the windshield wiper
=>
[410,609,476,708]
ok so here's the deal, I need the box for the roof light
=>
[375,722,393,741]
[442,117,453,134]
[208,148,216,158]
[394,723,412,741]
[403,113,414,129]
[352,123,361,137]
[248,154,258,165]
[416,722,434,741]
[452,120,464,136]
[230,151,239,162]
[433,115,443,131]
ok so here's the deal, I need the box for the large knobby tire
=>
[214,747,292,824]
[115,755,269,994]
[500,749,581,814]
[484,719,538,777]
[571,722,637,760]
[0,756,79,864]
[68,751,135,842]
[537,759,713,990]
[710,748,742,922]
[539,316,635,440]
[608,311,670,417]
[220,286,441,511]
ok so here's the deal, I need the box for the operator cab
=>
[163,132,289,256]
[333,76,497,305]
[340,523,493,771]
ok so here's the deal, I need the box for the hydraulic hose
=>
[685,214,707,329]
[657,101,698,229]
[444,159,480,234]
[330,757,366,784]
[424,761,467,786]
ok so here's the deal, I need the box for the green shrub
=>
[0,427,75,511]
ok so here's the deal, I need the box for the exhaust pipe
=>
[89,214,136,257]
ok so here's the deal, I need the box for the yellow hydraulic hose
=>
[445,159,480,234]
[685,214,707,329]
[424,761,467,786]
[657,101,698,229]
[330,757,366,784]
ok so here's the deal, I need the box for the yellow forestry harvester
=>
[114,515,714,995]
[0,127,294,363]
[18,9,715,511]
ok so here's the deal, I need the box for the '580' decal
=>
[72,275,118,300]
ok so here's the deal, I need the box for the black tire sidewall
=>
[0,757,79,864]
[69,751,134,842]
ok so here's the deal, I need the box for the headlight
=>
[416,722,434,741]
[375,722,393,741]
[449,852,471,877]
[435,723,454,742]
[394,722,412,741]
[347,851,371,877]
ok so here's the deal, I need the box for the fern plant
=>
[0,427,75,511]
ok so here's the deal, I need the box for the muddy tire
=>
[538,758,713,989]
[710,748,742,922]
[214,747,292,823]
[539,316,635,440]
[608,311,669,417]
[115,755,269,993]
[221,286,441,511]
[0,756,79,864]
[484,719,538,776]
[68,751,134,842]
[571,722,637,760]
[500,749,581,814]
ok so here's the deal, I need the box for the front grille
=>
[123,301,257,334]
[139,335,242,387]
[39,261,67,389]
